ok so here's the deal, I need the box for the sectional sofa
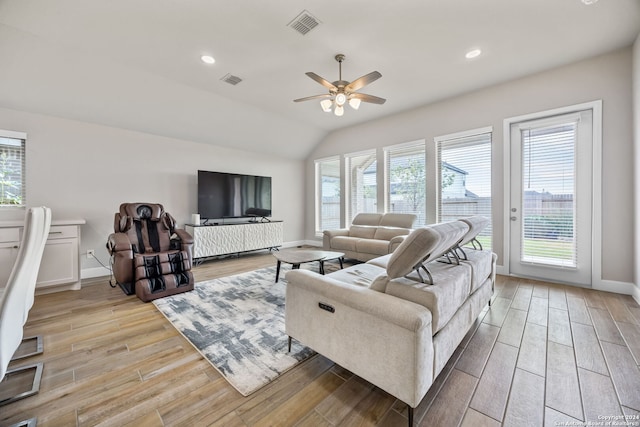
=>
[285,217,495,426]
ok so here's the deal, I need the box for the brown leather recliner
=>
[106,203,194,302]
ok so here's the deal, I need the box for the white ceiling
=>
[0,0,639,159]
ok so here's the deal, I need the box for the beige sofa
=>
[286,217,495,426]
[323,212,417,262]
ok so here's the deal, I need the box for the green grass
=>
[523,238,574,261]
[462,235,574,265]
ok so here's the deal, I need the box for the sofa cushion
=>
[461,249,493,293]
[325,263,386,289]
[330,236,359,252]
[373,226,411,241]
[379,213,417,229]
[386,261,472,334]
[356,239,391,256]
[367,254,392,269]
[386,227,441,279]
[369,274,390,292]
[349,225,377,239]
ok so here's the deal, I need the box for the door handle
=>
[510,216,517,221]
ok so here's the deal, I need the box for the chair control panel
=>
[318,302,335,313]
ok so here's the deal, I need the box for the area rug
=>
[152,266,315,396]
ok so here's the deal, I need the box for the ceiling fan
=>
[294,54,386,116]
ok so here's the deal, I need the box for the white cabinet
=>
[0,219,84,293]
[186,221,283,259]
[0,228,20,287]
[37,225,80,289]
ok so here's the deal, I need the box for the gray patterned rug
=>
[153,266,315,396]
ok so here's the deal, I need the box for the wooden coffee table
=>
[272,249,344,282]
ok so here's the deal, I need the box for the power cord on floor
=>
[87,252,117,288]
[89,252,111,271]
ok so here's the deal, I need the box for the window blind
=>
[0,131,26,207]
[384,141,426,227]
[436,131,492,249]
[521,121,577,267]
[315,157,341,233]
[345,150,377,224]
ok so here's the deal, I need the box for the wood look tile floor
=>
[2,250,640,426]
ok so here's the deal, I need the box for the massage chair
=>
[107,203,194,302]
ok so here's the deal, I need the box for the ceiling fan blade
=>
[345,71,382,92]
[306,72,337,91]
[293,94,333,102]
[350,92,386,105]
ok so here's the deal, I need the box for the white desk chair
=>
[0,207,51,406]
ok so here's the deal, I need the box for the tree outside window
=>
[386,142,427,227]
[0,135,25,207]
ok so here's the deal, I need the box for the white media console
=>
[185,221,283,259]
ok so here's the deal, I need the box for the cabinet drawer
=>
[0,228,20,243]
[47,225,78,240]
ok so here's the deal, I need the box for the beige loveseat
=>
[286,217,495,426]
[323,212,416,262]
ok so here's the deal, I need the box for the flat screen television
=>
[197,170,272,221]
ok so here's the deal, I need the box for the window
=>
[345,150,377,223]
[520,119,579,266]
[384,140,426,227]
[0,130,26,207]
[436,128,492,249]
[315,157,341,234]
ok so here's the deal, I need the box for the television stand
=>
[248,216,271,223]
[185,221,283,260]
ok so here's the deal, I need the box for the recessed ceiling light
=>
[581,0,598,4]
[201,55,215,64]
[465,49,482,59]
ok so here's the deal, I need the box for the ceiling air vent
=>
[220,73,243,85]
[287,10,321,35]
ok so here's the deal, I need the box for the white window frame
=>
[314,156,341,236]
[435,127,493,248]
[383,139,427,227]
[0,129,27,208]
[344,149,378,225]
[503,100,605,289]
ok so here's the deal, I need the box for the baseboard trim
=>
[280,240,307,248]
[496,265,508,276]
[631,284,640,305]
[81,266,110,280]
[495,266,635,296]
[593,279,635,295]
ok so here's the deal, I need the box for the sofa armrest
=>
[285,269,434,407]
[323,228,349,250]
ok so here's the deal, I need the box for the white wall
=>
[633,34,640,299]
[0,107,305,277]
[306,47,634,285]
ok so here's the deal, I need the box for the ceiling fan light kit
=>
[294,54,386,116]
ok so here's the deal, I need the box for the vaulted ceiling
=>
[0,0,639,159]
